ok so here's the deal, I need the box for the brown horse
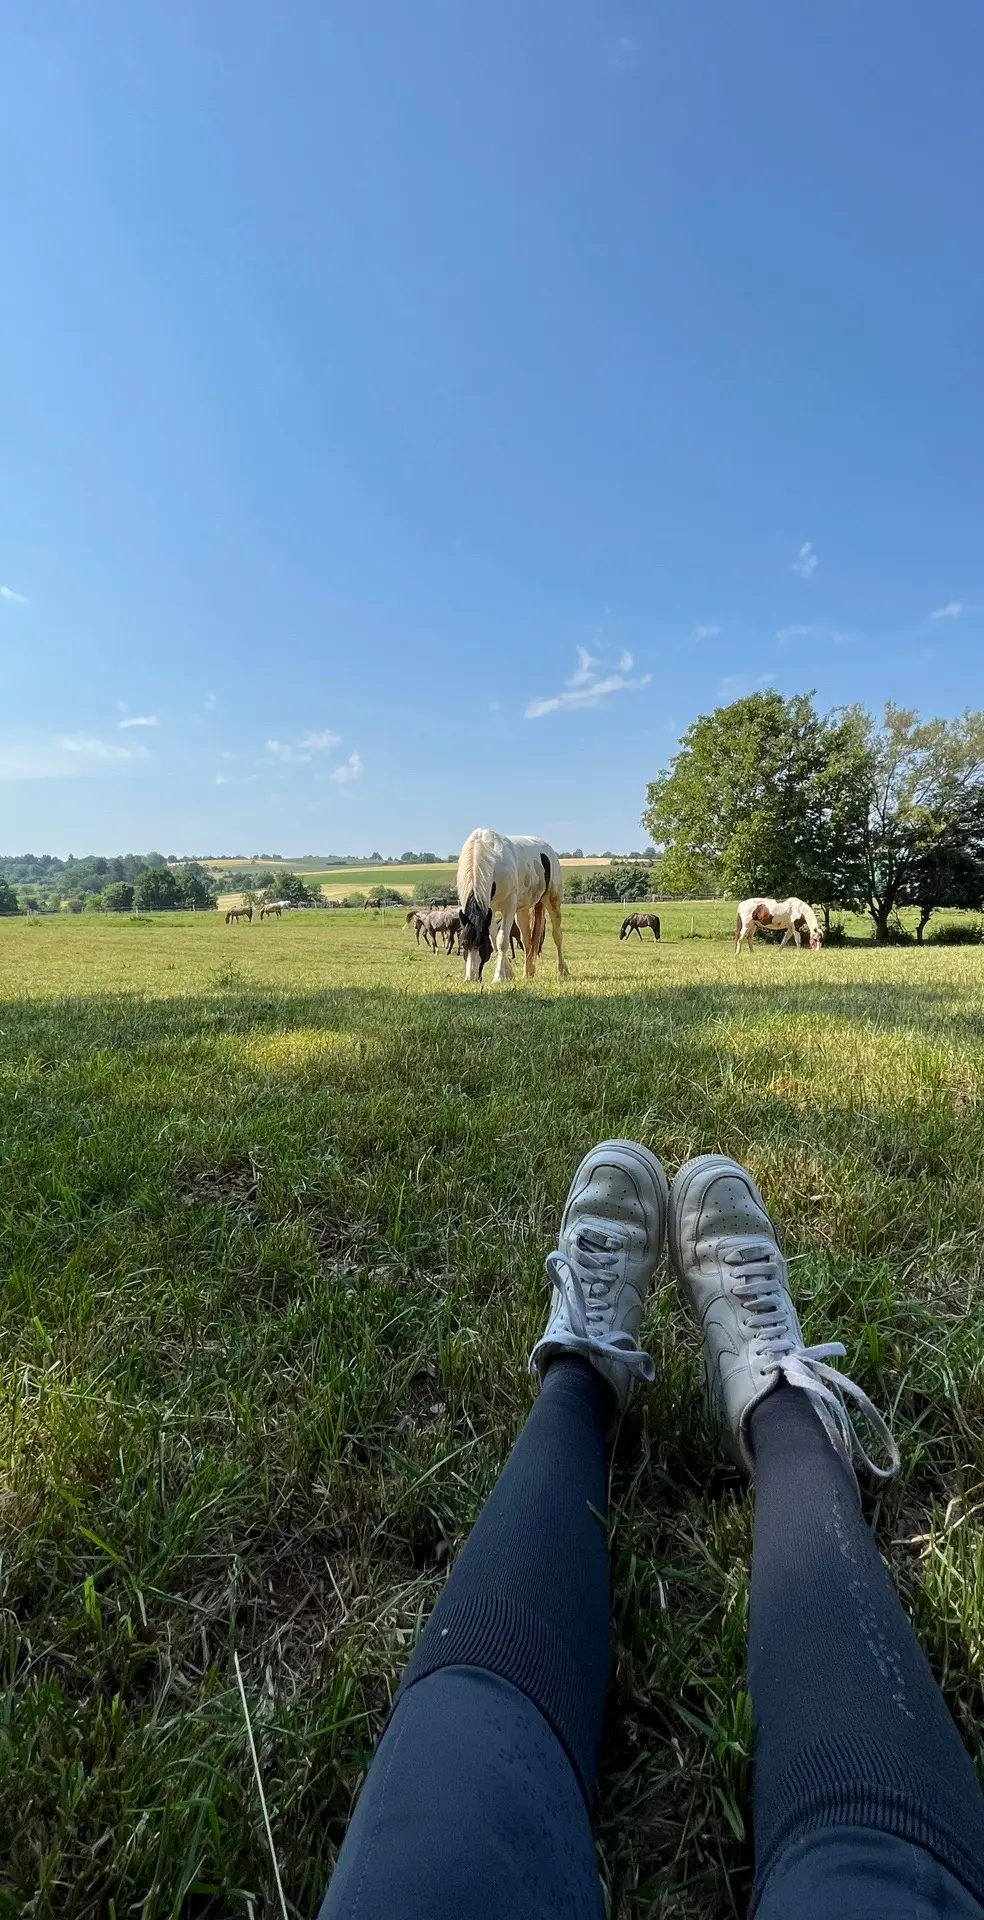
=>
[225,904,253,925]
[259,901,288,920]
[619,913,661,942]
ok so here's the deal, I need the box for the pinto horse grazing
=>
[620,912,660,943]
[457,829,568,983]
[735,896,824,953]
[259,900,290,921]
[225,904,253,925]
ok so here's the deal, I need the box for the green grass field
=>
[3,907,984,1916]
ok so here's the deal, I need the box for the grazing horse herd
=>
[225,900,292,924]
[224,839,827,983]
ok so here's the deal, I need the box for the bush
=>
[413,882,455,907]
[342,892,366,907]
[101,881,135,913]
[926,920,984,946]
[609,860,656,902]
[822,921,848,946]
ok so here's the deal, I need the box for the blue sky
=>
[1,0,982,856]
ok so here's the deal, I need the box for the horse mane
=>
[457,829,499,946]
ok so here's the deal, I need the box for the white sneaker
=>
[530,1140,668,1415]
[669,1154,899,1483]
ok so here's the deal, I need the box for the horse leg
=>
[633,924,642,939]
[515,906,535,976]
[545,889,569,978]
[492,895,516,983]
[522,901,543,978]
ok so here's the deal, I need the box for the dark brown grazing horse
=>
[619,913,661,942]
[225,905,253,924]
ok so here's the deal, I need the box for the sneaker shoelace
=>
[544,1229,655,1385]
[725,1243,899,1482]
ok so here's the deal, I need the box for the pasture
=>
[3,907,984,1917]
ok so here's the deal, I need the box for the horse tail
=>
[539,847,562,900]
[457,829,498,948]
[530,898,546,958]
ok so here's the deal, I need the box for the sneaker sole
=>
[668,1153,772,1319]
[563,1138,670,1256]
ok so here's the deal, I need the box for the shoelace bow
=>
[725,1243,899,1481]
[544,1231,655,1385]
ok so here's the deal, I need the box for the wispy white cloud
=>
[300,729,341,752]
[792,541,817,580]
[204,692,217,711]
[62,734,149,763]
[0,584,28,604]
[264,728,341,766]
[525,647,652,721]
[331,751,363,784]
[568,645,600,688]
[776,625,811,643]
[930,601,965,621]
[0,734,150,781]
[215,773,231,786]
[691,624,721,642]
[119,714,158,729]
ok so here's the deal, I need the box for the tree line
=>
[643,694,984,942]
[0,854,219,915]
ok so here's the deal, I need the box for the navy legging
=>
[318,1364,984,1919]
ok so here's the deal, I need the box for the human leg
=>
[317,1141,668,1920]
[749,1382,984,1916]
[669,1155,984,1919]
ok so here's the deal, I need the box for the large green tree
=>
[175,863,219,910]
[643,694,984,940]
[134,867,182,911]
[642,690,868,909]
[902,846,984,943]
[853,705,984,941]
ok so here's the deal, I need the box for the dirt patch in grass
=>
[181,1154,262,1214]
[310,1214,374,1271]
